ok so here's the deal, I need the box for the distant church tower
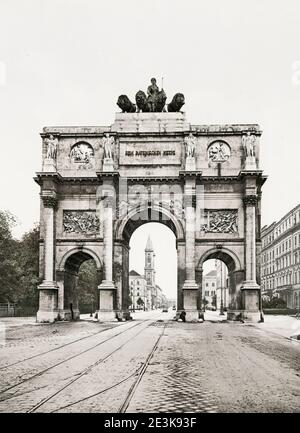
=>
[144,236,155,286]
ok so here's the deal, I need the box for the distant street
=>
[0,311,299,413]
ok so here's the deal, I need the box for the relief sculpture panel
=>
[201,210,238,234]
[63,211,100,234]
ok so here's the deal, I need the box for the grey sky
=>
[0,0,300,295]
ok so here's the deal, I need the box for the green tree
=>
[77,260,98,312]
[137,297,144,309]
[0,210,19,303]
[15,225,40,309]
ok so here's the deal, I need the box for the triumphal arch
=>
[35,79,266,323]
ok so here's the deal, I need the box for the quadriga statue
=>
[116,78,185,113]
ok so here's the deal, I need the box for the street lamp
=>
[219,286,225,315]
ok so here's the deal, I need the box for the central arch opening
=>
[128,222,177,314]
[202,259,229,315]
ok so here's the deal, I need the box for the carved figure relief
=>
[70,142,94,164]
[201,210,238,233]
[184,133,196,158]
[63,211,100,234]
[208,141,231,163]
[44,135,58,159]
[242,132,256,157]
[101,133,115,160]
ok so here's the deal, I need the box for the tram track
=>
[0,319,151,401]
[118,322,167,413]
[46,321,167,413]
[0,323,119,371]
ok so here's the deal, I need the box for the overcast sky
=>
[1,0,300,296]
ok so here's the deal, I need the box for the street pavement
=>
[0,310,299,413]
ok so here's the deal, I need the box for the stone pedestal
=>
[241,290,262,321]
[102,158,114,172]
[111,112,189,133]
[42,157,56,172]
[182,280,199,321]
[244,156,257,170]
[97,280,117,321]
[185,156,196,171]
[37,281,59,323]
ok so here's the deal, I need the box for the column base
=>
[227,310,263,323]
[38,280,59,290]
[97,310,118,322]
[182,280,199,314]
[37,281,59,323]
[241,280,260,290]
[241,282,261,321]
[98,280,116,322]
[36,310,59,323]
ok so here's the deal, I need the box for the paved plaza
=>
[0,311,299,413]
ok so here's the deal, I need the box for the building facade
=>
[203,270,217,309]
[216,260,229,310]
[129,270,149,310]
[261,204,300,309]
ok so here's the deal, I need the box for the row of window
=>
[262,270,300,290]
[262,252,300,275]
[262,233,300,263]
[204,290,216,297]
[262,210,300,248]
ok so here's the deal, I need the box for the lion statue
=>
[117,95,136,113]
[167,93,185,112]
[135,90,149,112]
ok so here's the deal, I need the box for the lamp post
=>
[220,286,225,315]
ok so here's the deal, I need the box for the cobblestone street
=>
[0,311,299,413]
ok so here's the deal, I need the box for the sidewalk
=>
[203,310,300,341]
[253,314,300,340]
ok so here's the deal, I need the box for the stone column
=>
[182,176,199,321]
[241,194,261,321]
[37,195,59,323]
[97,194,116,321]
[195,268,203,312]
[177,241,185,311]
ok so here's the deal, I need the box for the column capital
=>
[42,195,58,208]
[243,194,258,206]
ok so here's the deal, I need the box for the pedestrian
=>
[180,310,186,322]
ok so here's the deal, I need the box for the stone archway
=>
[56,249,102,320]
[113,205,184,318]
[196,248,245,320]
[36,107,266,323]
